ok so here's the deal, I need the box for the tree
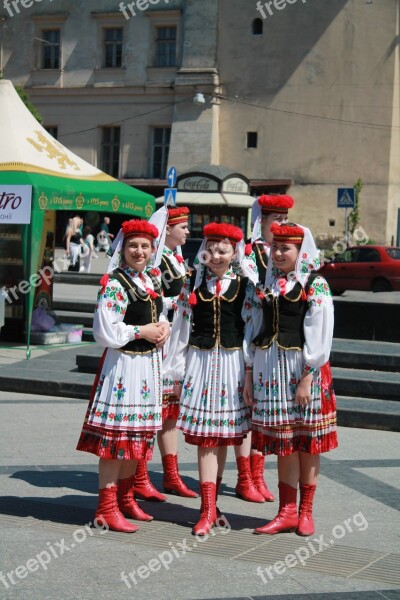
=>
[15,86,43,124]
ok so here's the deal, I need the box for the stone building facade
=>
[1,0,399,244]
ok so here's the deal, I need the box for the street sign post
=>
[164,166,177,206]
[337,188,355,208]
[337,188,355,243]
[167,166,177,188]
[164,188,177,206]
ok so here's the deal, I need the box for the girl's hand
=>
[243,371,254,407]
[140,324,163,344]
[155,322,170,348]
[295,373,313,405]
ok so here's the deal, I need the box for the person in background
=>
[66,216,83,272]
[96,216,114,253]
[243,222,338,536]
[76,219,170,533]
[80,226,95,273]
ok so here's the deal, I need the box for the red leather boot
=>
[297,483,316,536]
[192,482,217,536]
[117,476,153,522]
[216,475,222,517]
[162,454,198,498]
[235,456,265,503]
[254,482,298,534]
[133,459,166,502]
[250,454,275,502]
[95,486,138,533]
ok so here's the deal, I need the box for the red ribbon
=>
[99,274,109,294]
[216,278,222,296]
[174,253,185,264]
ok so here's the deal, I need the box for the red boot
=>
[250,454,275,502]
[192,482,217,536]
[133,459,166,502]
[162,454,198,498]
[216,476,222,518]
[95,486,138,533]
[297,483,316,536]
[117,477,153,522]
[235,456,265,503]
[254,482,298,534]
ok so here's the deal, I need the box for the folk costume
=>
[249,194,294,284]
[133,205,198,501]
[244,222,338,536]
[163,222,256,534]
[76,219,167,532]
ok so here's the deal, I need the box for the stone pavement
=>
[0,388,399,600]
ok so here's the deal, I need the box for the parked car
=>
[320,245,400,294]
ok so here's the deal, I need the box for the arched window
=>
[252,18,263,35]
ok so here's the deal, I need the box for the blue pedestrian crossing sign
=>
[167,166,177,188]
[337,188,355,208]
[164,188,177,206]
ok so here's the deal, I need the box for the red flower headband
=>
[270,222,304,244]
[122,219,159,241]
[168,206,190,225]
[258,194,294,214]
[203,222,243,245]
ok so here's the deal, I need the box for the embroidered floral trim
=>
[132,326,141,340]
[303,364,317,375]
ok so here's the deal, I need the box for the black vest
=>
[111,268,163,354]
[189,272,248,350]
[160,254,187,321]
[253,273,318,350]
[252,240,268,284]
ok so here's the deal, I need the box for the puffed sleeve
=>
[303,276,334,371]
[162,278,193,392]
[93,279,136,348]
[242,281,264,368]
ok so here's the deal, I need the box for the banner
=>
[0,185,32,223]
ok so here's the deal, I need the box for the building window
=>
[152,127,171,178]
[104,27,123,68]
[101,127,120,178]
[41,29,60,69]
[44,126,58,140]
[247,132,258,148]
[252,18,263,35]
[155,27,177,67]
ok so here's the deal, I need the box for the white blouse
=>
[93,265,167,349]
[243,275,334,371]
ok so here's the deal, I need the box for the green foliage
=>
[15,86,43,124]
[347,178,362,237]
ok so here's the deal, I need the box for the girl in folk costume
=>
[243,222,338,536]
[133,206,198,501]
[249,194,294,284]
[76,220,170,533]
[232,195,295,505]
[163,222,257,535]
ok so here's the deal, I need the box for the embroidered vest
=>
[189,272,248,350]
[252,240,268,284]
[253,273,318,350]
[111,268,163,354]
